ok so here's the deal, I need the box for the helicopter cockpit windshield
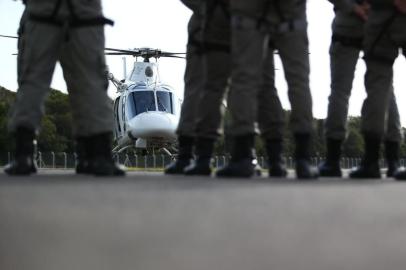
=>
[127,90,174,118]
[127,91,156,117]
[157,91,173,113]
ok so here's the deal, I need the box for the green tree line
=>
[0,86,74,153]
[1,86,405,158]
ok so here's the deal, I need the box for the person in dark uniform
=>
[217,0,319,179]
[319,0,402,178]
[182,0,233,176]
[5,0,125,176]
[350,0,406,179]
[164,0,205,174]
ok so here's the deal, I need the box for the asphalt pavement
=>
[1,169,406,270]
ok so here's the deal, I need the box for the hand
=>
[353,2,370,21]
[394,0,406,13]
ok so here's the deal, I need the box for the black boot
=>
[165,136,194,174]
[184,137,214,176]
[350,134,381,179]
[266,139,287,177]
[4,127,37,176]
[294,133,319,179]
[385,140,400,177]
[216,135,256,178]
[319,138,342,177]
[75,137,91,174]
[88,132,125,176]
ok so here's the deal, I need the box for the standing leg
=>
[5,22,60,175]
[185,50,231,175]
[185,2,231,176]
[216,13,267,178]
[350,18,398,179]
[275,26,318,179]
[60,26,124,176]
[384,90,402,177]
[165,12,204,174]
[258,50,287,177]
[320,41,360,177]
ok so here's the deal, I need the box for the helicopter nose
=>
[128,112,178,139]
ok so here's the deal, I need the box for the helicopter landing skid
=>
[161,147,174,158]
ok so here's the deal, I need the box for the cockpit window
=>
[127,91,156,118]
[157,91,173,114]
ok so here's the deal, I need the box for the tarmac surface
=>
[1,169,406,270]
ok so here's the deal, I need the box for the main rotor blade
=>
[105,47,140,54]
[160,52,186,55]
[105,47,186,59]
[161,55,186,59]
[0,34,18,39]
[105,52,131,55]
[160,53,186,57]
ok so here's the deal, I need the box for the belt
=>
[231,15,306,33]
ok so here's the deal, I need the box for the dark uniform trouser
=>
[326,37,402,142]
[194,2,286,141]
[194,50,230,138]
[9,20,113,137]
[17,9,28,81]
[194,2,231,139]
[229,14,313,137]
[258,51,285,140]
[176,13,204,137]
[361,10,406,140]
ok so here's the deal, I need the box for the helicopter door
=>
[122,95,127,132]
[113,96,125,139]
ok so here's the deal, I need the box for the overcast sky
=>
[1,0,406,125]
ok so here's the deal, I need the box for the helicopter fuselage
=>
[111,61,181,154]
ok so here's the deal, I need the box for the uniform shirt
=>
[329,0,365,37]
[26,0,103,19]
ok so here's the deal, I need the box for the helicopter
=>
[1,33,185,155]
[105,47,185,156]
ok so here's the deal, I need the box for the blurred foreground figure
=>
[181,0,233,176]
[350,0,406,179]
[319,0,402,178]
[164,0,205,174]
[217,0,319,179]
[5,0,125,176]
[166,0,284,177]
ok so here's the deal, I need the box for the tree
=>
[1,85,405,159]
[340,117,364,157]
[0,87,74,154]
[37,115,66,152]
[43,89,74,152]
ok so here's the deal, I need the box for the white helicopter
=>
[0,34,185,155]
[105,47,184,156]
